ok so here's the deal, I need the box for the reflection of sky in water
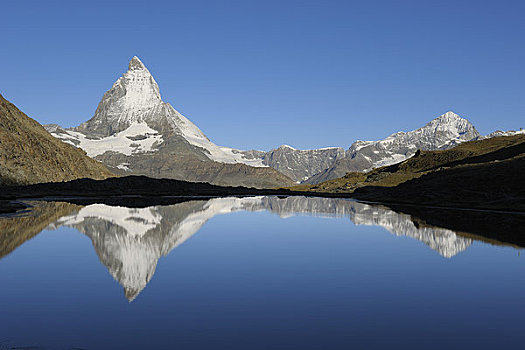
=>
[1,197,524,349]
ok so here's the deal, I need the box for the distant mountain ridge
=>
[218,111,480,184]
[481,129,525,139]
[304,111,480,183]
[228,111,480,184]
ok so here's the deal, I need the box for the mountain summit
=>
[76,56,165,136]
[128,56,147,70]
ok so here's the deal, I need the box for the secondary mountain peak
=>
[432,111,463,123]
[424,111,478,139]
[441,110,460,118]
[279,144,297,150]
[128,55,147,70]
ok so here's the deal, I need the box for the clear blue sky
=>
[1,0,524,150]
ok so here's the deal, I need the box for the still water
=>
[1,196,524,349]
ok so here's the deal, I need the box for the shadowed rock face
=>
[42,196,476,301]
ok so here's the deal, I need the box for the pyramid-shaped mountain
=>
[46,56,294,188]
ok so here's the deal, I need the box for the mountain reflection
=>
[3,196,523,301]
[39,196,475,301]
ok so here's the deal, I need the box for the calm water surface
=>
[1,196,524,349]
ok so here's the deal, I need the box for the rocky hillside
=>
[0,94,114,186]
[98,151,295,188]
[243,145,345,183]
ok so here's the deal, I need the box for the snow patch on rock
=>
[53,122,163,157]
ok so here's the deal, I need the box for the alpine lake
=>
[1,196,525,349]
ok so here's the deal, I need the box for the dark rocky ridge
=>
[0,175,334,204]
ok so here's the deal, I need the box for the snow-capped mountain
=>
[226,112,481,184]
[62,56,247,162]
[45,56,293,188]
[481,129,525,139]
[306,111,480,184]
[48,196,473,301]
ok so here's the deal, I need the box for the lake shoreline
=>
[1,173,524,215]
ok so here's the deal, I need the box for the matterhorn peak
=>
[128,56,147,71]
[442,111,459,117]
